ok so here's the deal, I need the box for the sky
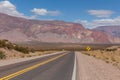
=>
[0,0,120,28]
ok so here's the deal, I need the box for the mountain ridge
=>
[0,13,118,43]
[94,26,120,43]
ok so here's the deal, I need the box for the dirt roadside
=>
[76,52,120,80]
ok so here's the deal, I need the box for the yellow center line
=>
[0,53,68,80]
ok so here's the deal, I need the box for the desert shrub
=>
[30,48,35,53]
[0,40,14,49]
[7,44,14,49]
[0,40,6,47]
[0,40,31,54]
[14,46,29,54]
[106,48,117,52]
[0,51,6,59]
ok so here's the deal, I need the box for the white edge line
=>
[72,53,76,80]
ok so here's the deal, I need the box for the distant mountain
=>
[94,26,120,43]
[0,13,112,43]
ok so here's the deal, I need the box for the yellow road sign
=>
[86,46,91,51]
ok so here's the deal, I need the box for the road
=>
[1,51,119,80]
[0,52,75,80]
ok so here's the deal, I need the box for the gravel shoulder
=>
[76,52,120,80]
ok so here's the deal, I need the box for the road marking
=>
[0,53,68,80]
[72,53,76,80]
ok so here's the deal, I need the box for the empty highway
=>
[0,52,75,80]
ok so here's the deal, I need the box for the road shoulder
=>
[76,51,120,80]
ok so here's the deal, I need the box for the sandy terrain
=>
[76,52,120,80]
[0,48,23,59]
[81,46,120,68]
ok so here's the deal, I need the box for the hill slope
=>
[0,13,111,43]
[94,26,120,43]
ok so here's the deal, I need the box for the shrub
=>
[0,40,31,54]
[0,51,6,59]
[7,44,14,49]
[14,46,29,54]
[106,48,117,52]
[0,40,14,49]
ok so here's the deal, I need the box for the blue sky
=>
[0,0,120,28]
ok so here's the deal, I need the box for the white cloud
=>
[74,17,120,29]
[88,10,115,18]
[0,1,28,18]
[0,1,61,19]
[31,8,47,15]
[31,8,61,16]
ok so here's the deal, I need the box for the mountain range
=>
[0,13,120,44]
[94,26,120,43]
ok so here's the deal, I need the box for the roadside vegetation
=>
[0,40,58,59]
[0,39,30,54]
[81,46,120,69]
[0,51,6,59]
[0,39,34,59]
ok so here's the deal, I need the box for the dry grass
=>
[81,46,120,68]
[22,51,57,58]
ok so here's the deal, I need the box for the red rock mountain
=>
[0,13,111,43]
[94,26,120,43]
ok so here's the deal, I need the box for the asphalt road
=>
[0,52,75,80]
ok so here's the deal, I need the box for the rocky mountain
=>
[94,26,120,43]
[0,13,112,43]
